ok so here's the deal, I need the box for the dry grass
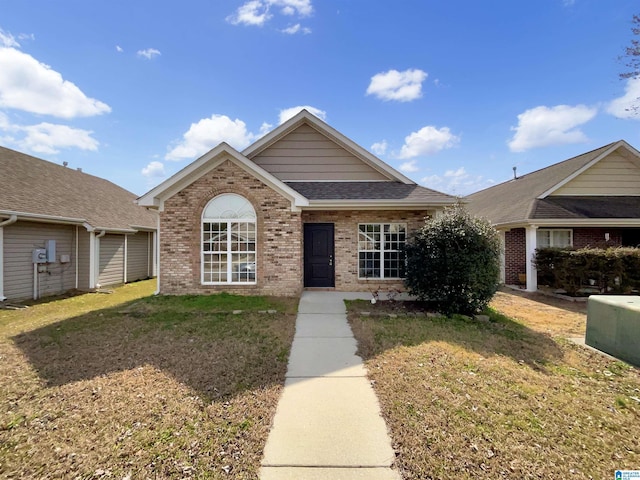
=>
[490,287,587,338]
[0,281,297,479]
[348,295,640,479]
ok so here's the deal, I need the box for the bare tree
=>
[620,14,640,80]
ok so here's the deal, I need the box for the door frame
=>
[303,223,335,288]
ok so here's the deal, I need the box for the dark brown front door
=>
[304,223,335,287]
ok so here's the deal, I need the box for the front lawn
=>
[347,299,640,479]
[0,280,297,479]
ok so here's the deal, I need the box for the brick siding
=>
[302,210,432,292]
[504,228,526,285]
[503,227,625,285]
[159,159,303,297]
[573,228,622,249]
[158,158,437,296]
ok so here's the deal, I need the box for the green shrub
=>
[404,204,501,315]
[534,247,640,294]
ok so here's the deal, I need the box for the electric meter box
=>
[32,248,47,264]
[46,240,56,262]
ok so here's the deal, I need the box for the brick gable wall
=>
[159,159,302,296]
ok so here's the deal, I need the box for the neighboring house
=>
[466,140,640,292]
[0,146,157,302]
[137,110,458,296]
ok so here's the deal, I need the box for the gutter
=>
[0,210,85,225]
[0,215,18,301]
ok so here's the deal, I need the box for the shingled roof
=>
[0,146,156,231]
[285,181,457,204]
[466,141,632,226]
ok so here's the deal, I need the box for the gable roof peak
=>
[243,109,416,184]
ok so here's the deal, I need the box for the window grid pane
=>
[358,223,406,279]
[202,196,256,284]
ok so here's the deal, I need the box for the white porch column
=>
[525,225,538,292]
[498,230,506,284]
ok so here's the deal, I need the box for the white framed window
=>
[537,229,573,248]
[358,223,406,279]
[202,194,256,285]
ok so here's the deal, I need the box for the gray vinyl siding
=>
[251,124,390,181]
[77,228,91,290]
[126,232,150,282]
[98,234,124,286]
[3,221,76,301]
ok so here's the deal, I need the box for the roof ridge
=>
[469,141,618,194]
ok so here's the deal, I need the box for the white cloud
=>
[278,105,326,124]
[227,0,272,26]
[398,125,459,159]
[607,77,640,120]
[21,123,99,154]
[421,167,493,196]
[281,23,311,34]
[0,118,99,155]
[399,160,419,173]
[0,47,111,118]
[259,122,273,136]
[371,140,388,156]
[165,114,256,161]
[273,0,313,16]
[116,45,123,53]
[137,48,161,59]
[366,69,428,102]
[142,161,166,178]
[508,104,597,152]
[18,33,35,42]
[227,0,312,27]
[0,29,19,47]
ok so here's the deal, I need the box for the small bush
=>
[404,204,501,315]
[534,247,640,294]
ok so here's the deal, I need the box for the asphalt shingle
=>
[0,146,156,230]
[285,181,456,203]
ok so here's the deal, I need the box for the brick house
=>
[137,110,458,296]
[466,140,640,291]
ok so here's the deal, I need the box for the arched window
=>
[202,194,256,284]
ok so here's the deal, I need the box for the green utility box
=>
[586,295,640,367]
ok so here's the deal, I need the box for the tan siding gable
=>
[553,152,640,196]
[250,124,390,181]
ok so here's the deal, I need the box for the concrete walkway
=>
[260,291,401,480]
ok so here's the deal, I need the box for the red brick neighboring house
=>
[466,140,640,291]
[137,110,458,296]
[0,146,157,302]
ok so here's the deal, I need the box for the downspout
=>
[75,225,79,289]
[90,230,106,289]
[123,235,128,284]
[0,215,18,301]
[154,211,160,295]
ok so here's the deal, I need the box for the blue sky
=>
[1,0,639,196]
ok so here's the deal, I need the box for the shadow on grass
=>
[498,286,588,315]
[11,294,297,402]
[347,300,564,373]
